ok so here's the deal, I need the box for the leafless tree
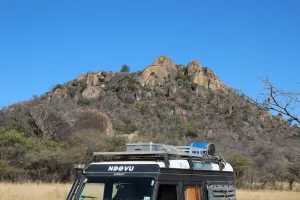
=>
[236,77,299,125]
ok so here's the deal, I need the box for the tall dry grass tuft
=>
[0,183,300,200]
[0,182,71,200]
[236,189,300,200]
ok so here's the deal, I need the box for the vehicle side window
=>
[157,184,178,200]
[183,185,202,200]
[80,183,105,200]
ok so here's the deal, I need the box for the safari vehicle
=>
[66,142,236,200]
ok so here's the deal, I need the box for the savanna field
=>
[0,183,300,200]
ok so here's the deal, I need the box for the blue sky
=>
[0,0,299,107]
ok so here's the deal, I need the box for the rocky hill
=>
[1,55,300,188]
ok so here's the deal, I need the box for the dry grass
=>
[236,189,300,200]
[0,183,299,200]
[0,183,71,200]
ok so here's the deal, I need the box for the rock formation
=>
[78,70,111,100]
[73,109,114,136]
[77,74,85,81]
[139,55,177,87]
[28,105,71,139]
[86,71,107,87]
[187,60,227,91]
[82,86,105,100]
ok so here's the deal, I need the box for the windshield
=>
[78,177,155,200]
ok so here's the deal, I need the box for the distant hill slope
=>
[1,55,299,187]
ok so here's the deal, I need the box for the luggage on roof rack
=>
[125,142,215,155]
[93,142,224,165]
[125,142,215,156]
[187,142,216,156]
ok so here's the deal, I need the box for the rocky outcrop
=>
[73,109,114,136]
[87,71,102,87]
[139,55,177,87]
[51,88,67,102]
[77,74,85,81]
[77,71,111,100]
[79,70,110,88]
[167,83,177,98]
[82,86,105,100]
[134,89,152,101]
[28,105,71,139]
[187,60,227,91]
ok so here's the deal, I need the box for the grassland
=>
[0,183,300,200]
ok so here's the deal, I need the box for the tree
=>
[228,154,253,187]
[120,64,130,73]
[283,163,300,191]
[238,77,299,125]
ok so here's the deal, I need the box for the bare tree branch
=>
[235,77,299,125]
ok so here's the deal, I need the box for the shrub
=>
[136,101,151,114]
[0,128,63,181]
[52,84,64,92]
[154,88,165,97]
[120,64,130,73]
[284,162,300,190]
[177,71,189,81]
[77,98,91,106]
[185,120,198,137]
[66,130,126,162]
[0,159,24,181]
[183,102,193,110]
[0,128,33,149]
[79,80,87,93]
[116,123,137,134]
[67,87,78,98]
[228,154,253,187]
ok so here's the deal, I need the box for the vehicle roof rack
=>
[92,142,224,168]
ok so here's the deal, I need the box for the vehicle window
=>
[157,184,177,200]
[79,177,155,200]
[80,183,105,200]
[184,185,201,200]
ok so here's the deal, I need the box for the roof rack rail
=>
[92,142,224,167]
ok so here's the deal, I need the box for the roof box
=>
[187,142,216,156]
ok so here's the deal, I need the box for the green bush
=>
[228,154,253,187]
[0,128,63,181]
[52,84,64,92]
[183,102,193,110]
[0,159,24,181]
[136,101,150,114]
[186,120,198,137]
[0,128,34,149]
[177,72,189,81]
[77,98,91,106]
[116,123,137,134]
[120,64,130,73]
[79,80,88,93]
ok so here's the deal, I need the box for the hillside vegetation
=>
[0,55,300,189]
